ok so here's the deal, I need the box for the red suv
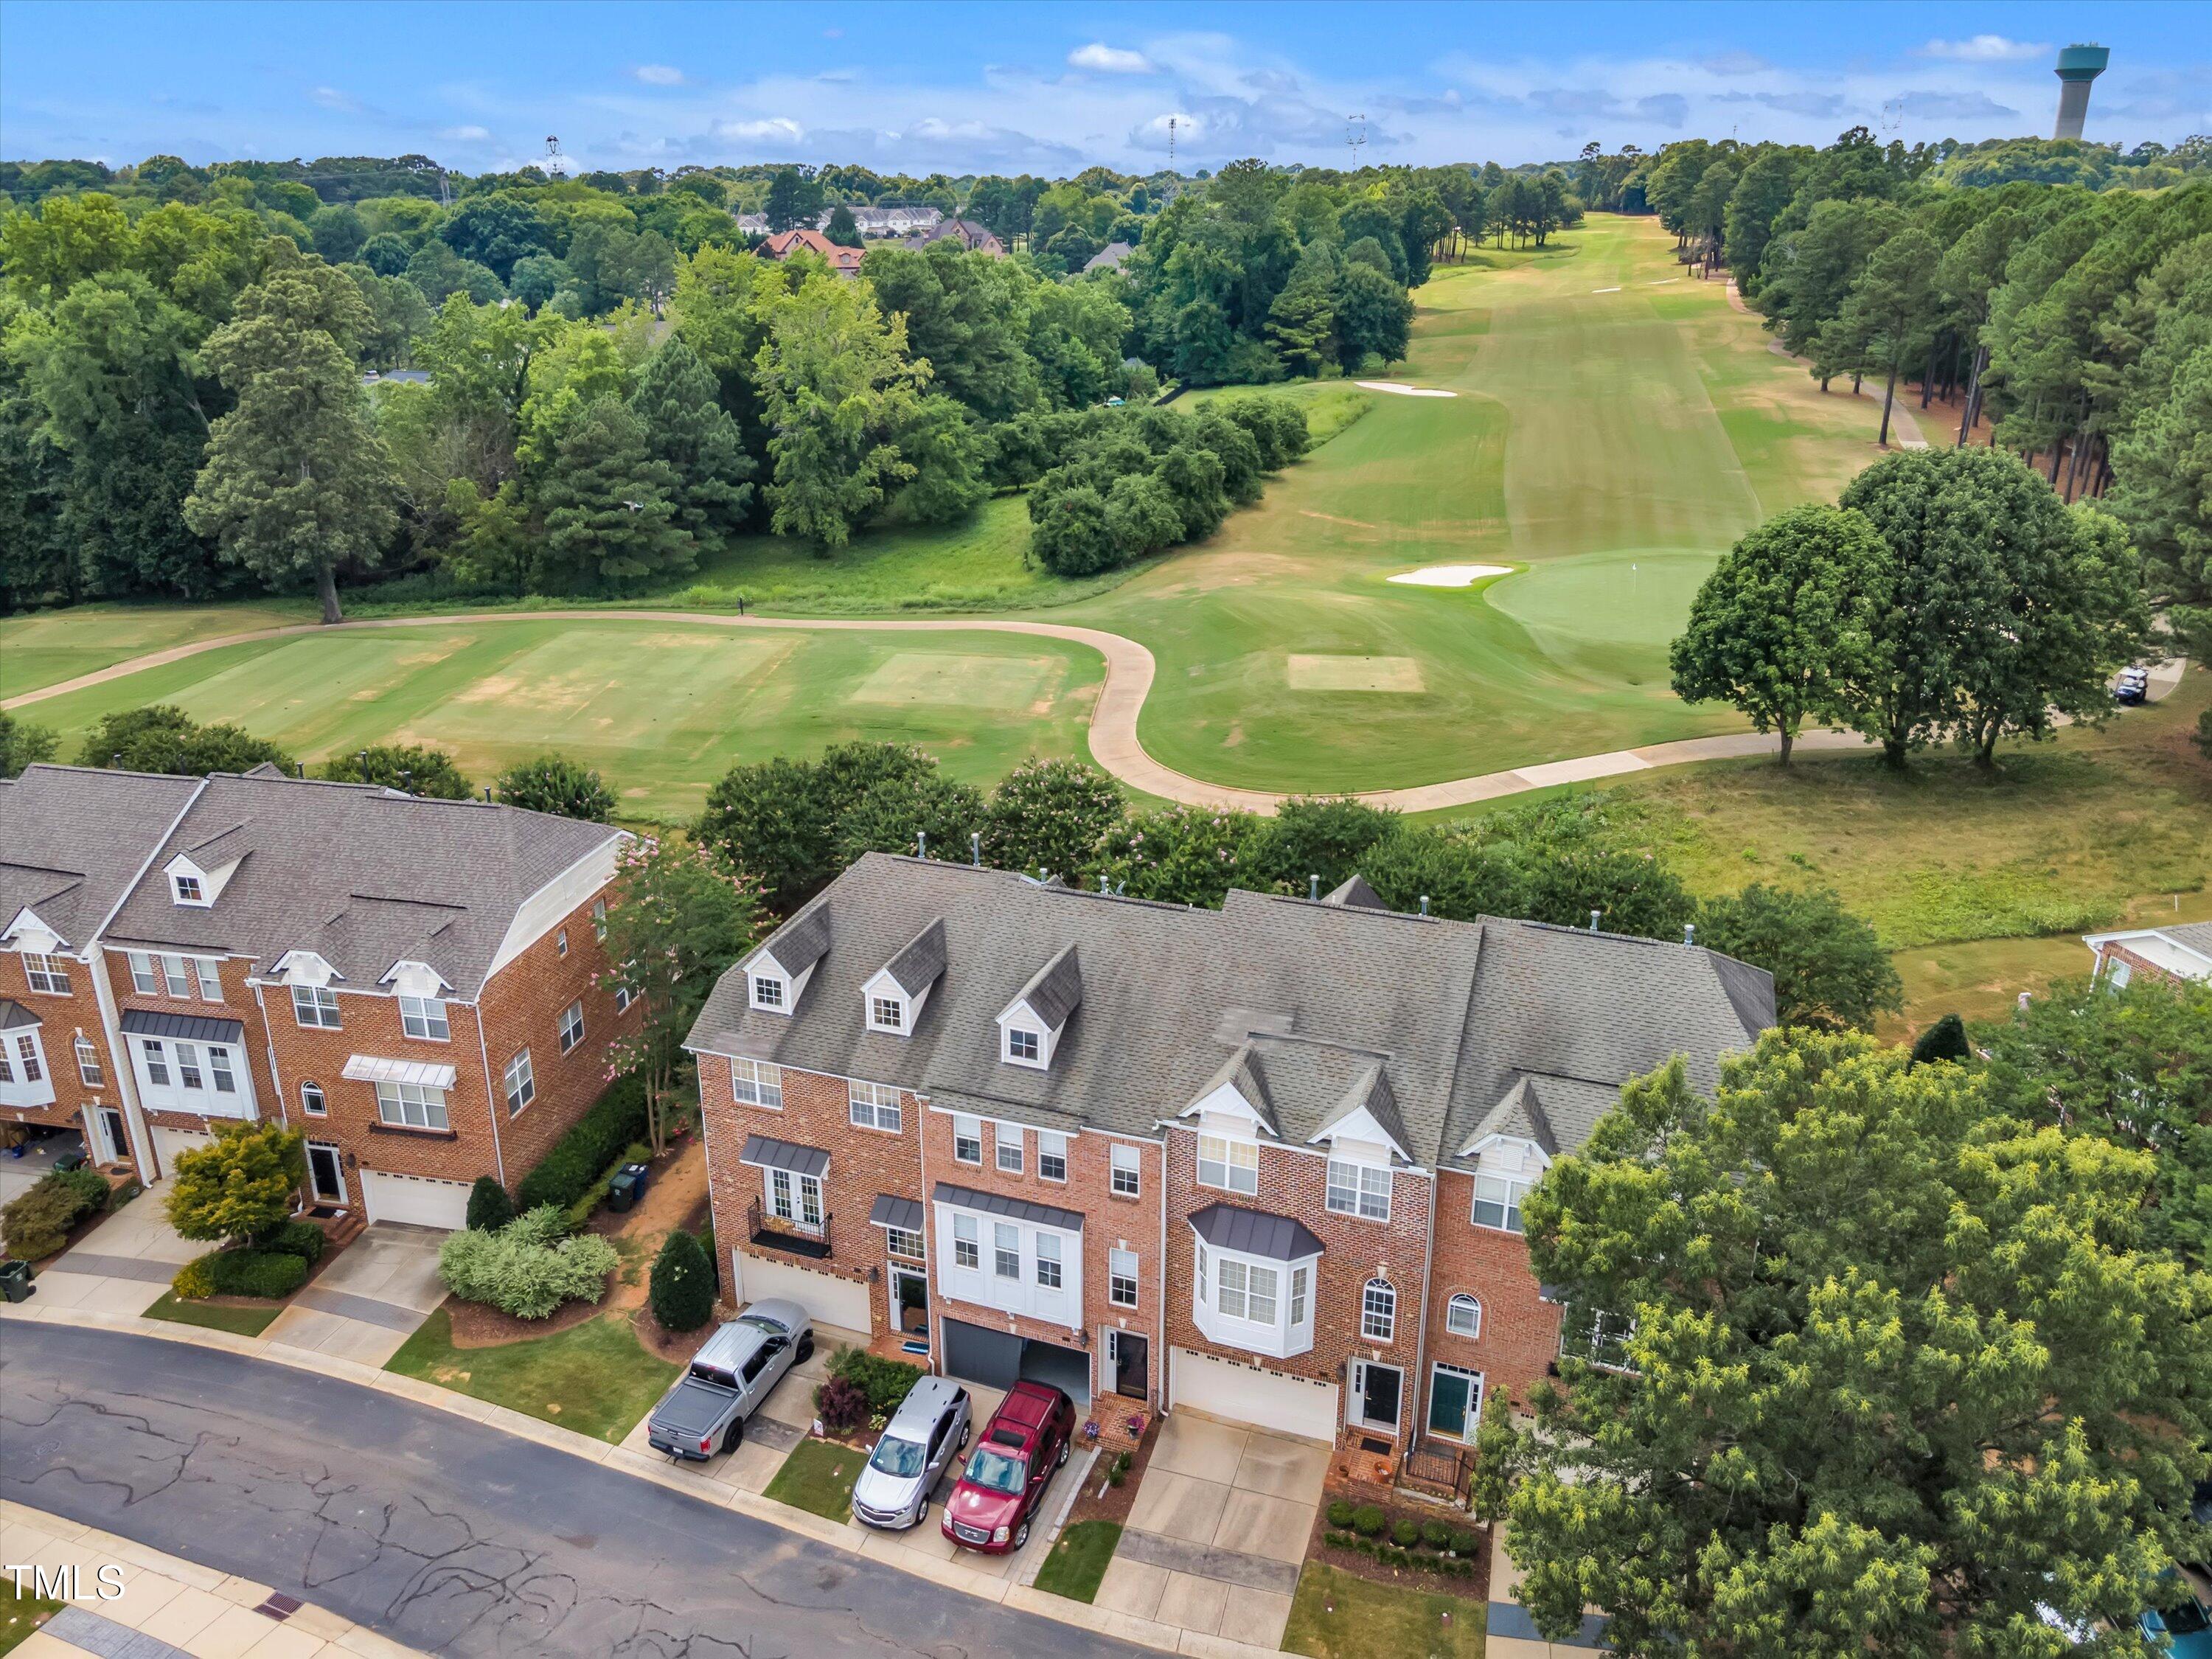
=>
[940,1380,1075,1554]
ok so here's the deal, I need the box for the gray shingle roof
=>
[1462,1076,1559,1158]
[688,855,1772,1167]
[97,769,622,999]
[1323,874,1386,911]
[758,901,832,980]
[0,766,203,953]
[882,918,947,998]
[1186,1043,1284,1137]
[2162,922,2212,959]
[1311,1062,1411,1158]
[1009,943,1082,1029]
[0,999,38,1031]
[1189,1202,1324,1262]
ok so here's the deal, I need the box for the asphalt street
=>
[1,1321,1149,1659]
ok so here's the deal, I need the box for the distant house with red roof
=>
[761,228,867,278]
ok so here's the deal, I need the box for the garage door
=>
[1171,1348,1340,1444]
[734,1253,874,1333]
[361,1169,470,1230]
[150,1126,213,1178]
[942,1318,1023,1390]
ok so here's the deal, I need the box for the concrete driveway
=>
[1093,1409,1329,1649]
[261,1222,447,1365]
[23,1180,200,1315]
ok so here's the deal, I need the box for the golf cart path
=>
[8,610,2179,815]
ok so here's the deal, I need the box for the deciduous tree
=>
[166,1120,306,1245]
[1692,884,1900,1031]
[495,753,615,821]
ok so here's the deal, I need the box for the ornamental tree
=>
[981,757,1127,885]
[165,1120,307,1245]
[1503,1030,2212,1655]
[321,744,473,799]
[495,753,615,822]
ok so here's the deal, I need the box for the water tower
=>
[2052,44,2109,141]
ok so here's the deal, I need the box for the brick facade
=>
[100,947,277,1160]
[1423,1170,1564,1418]
[0,950,124,1153]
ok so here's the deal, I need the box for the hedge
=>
[827,1346,923,1418]
[1,1166,111,1259]
[515,1074,648,1212]
[255,1220,327,1262]
[175,1247,310,1300]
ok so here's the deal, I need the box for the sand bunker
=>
[1355,380,1458,398]
[1387,565,1514,588]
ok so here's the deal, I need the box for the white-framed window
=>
[1446,1294,1482,1339]
[23,953,71,995]
[1289,1264,1309,1328]
[592,898,608,942]
[1110,1248,1139,1308]
[953,1116,982,1164]
[1035,1232,1062,1290]
[172,872,202,904]
[175,1042,204,1090]
[731,1057,783,1109]
[504,1048,535,1116]
[849,1079,902,1133]
[993,1221,1020,1279]
[139,1038,169,1087]
[559,999,585,1053]
[10,1032,45,1085]
[128,953,159,995]
[1197,1134,1258,1196]
[1472,1172,1530,1234]
[1216,1257,1279,1324]
[74,1035,103,1087]
[996,1125,1024,1175]
[1006,1026,1040,1063]
[375,1080,450,1131]
[208,1046,236,1094]
[1362,1279,1397,1343]
[1561,1305,1638,1373]
[292,984,341,1029]
[953,1212,980,1270]
[161,955,192,998]
[1326,1158,1391,1221]
[555,928,568,958]
[613,981,635,1014]
[301,1080,327,1116]
[400,995,450,1041]
[192,958,220,999]
[766,1166,824,1229]
[869,995,905,1032]
[1038,1131,1068,1183]
[751,974,786,1011]
[1110,1142,1141,1197]
[1196,1242,1208,1303]
[886,1226,925,1261]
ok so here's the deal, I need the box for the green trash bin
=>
[607,1171,638,1214]
[0,1259,33,1303]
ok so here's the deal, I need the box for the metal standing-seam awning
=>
[739,1134,830,1178]
[341,1054,459,1089]
[119,1008,244,1044]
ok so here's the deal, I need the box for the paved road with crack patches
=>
[1,1322,1149,1659]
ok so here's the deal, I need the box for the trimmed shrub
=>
[1421,1519,1453,1551]
[255,1220,327,1262]
[1449,1529,1481,1556]
[171,1256,217,1300]
[467,1177,516,1233]
[52,1166,111,1214]
[1351,1504,1387,1539]
[1326,1499,1357,1529]
[515,1076,648,1212]
[827,1346,923,1416]
[2,1167,108,1259]
[206,1248,310,1298]
[437,1203,619,1319]
[814,1374,869,1437]
[1391,1519,1422,1549]
[649,1229,715,1332]
[1910,1013,1972,1068]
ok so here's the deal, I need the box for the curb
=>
[1,1303,1286,1658]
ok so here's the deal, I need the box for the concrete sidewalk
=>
[1,1499,425,1659]
[0,1299,1281,1659]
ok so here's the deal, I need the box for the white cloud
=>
[714,116,804,145]
[439,124,492,141]
[310,86,361,114]
[1917,35,2048,63]
[1069,43,1155,74]
[633,64,686,86]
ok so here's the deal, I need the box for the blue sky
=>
[3,1,2206,176]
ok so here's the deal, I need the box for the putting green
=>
[1486,550,1722,653]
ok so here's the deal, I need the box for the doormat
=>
[902,1340,931,1355]
[308,1206,345,1220]
[1360,1436,1393,1455]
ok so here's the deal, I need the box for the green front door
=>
[1427,1365,1478,1439]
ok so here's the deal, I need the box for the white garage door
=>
[150,1126,213,1178]
[361,1169,470,1230]
[732,1251,874,1334]
[1171,1347,1340,1444]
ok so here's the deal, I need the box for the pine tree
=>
[538,395,695,590]
[650,1228,717,1332]
[629,337,754,542]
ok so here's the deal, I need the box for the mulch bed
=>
[1307,1485,1490,1601]
[1057,1413,1162,1532]
[445,1290,608,1347]
[630,1303,717,1365]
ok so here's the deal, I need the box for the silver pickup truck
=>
[646,1300,815,1460]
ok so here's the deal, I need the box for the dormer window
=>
[1197,1133,1259,1197]
[173,873,203,904]
[1472,1174,1530,1234]
[868,995,905,1033]
[1005,1027,1041,1065]
[752,974,786,1012]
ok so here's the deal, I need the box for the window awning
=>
[120,1008,244,1045]
[931,1180,1084,1234]
[740,1134,830,1178]
[1187,1201,1324,1262]
[868,1194,925,1233]
[0,1000,40,1032]
[341,1055,458,1089]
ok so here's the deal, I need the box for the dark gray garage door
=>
[942,1318,1090,1406]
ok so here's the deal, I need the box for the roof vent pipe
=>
[917,830,927,859]
[1309,874,1320,900]
[1590,910,1601,933]
[1116,880,1127,896]
[971,832,981,868]
[1684,922,1697,947]
[484,787,493,802]
[1419,895,1430,917]
[1100,874,1110,894]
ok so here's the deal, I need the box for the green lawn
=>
[1034,1519,1122,1602]
[1283,1562,1486,1659]
[0,599,308,700]
[0,1578,64,1657]
[762,1436,863,1522]
[386,1307,679,1443]
[144,1288,283,1336]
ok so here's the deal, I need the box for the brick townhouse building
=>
[686,852,1773,1462]
[1,762,638,1227]
[2083,922,2212,987]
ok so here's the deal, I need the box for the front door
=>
[94,1107,128,1166]
[1352,1360,1402,1433]
[307,1141,346,1205]
[1111,1330,1148,1399]
[893,1268,928,1337]
[1427,1364,1480,1440]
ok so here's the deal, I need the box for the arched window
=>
[301,1080,327,1116]
[1445,1293,1481,1339]
[1361,1278,1397,1343]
